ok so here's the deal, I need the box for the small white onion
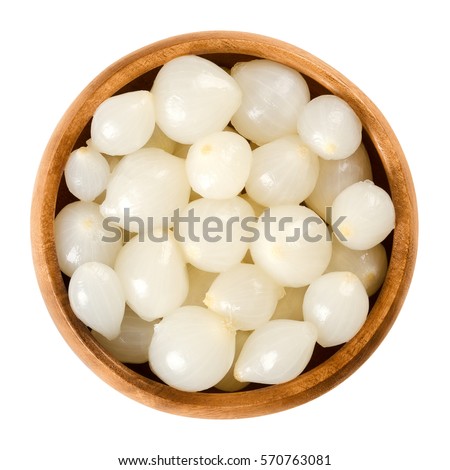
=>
[250,205,332,287]
[331,180,395,250]
[215,330,251,392]
[100,148,190,232]
[245,135,319,206]
[231,59,310,145]
[297,95,362,160]
[149,306,236,392]
[271,286,307,321]
[303,271,369,347]
[92,307,156,363]
[64,146,110,201]
[234,320,317,384]
[152,55,242,144]
[186,131,252,199]
[305,143,373,221]
[68,262,125,340]
[54,201,123,277]
[326,237,388,296]
[178,197,255,273]
[183,265,218,307]
[114,231,188,322]
[91,90,155,156]
[204,263,285,330]
[143,124,176,154]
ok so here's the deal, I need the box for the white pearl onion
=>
[91,90,155,156]
[215,330,251,392]
[245,135,319,206]
[178,197,255,273]
[297,95,362,160]
[204,263,285,330]
[92,307,156,363]
[100,148,190,232]
[303,271,369,347]
[68,262,125,340]
[331,180,395,250]
[271,286,307,321]
[186,131,252,199]
[250,205,332,287]
[58,54,396,392]
[114,231,188,322]
[234,320,317,384]
[305,143,373,222]
[149,306,236,392]
[54,201,123,277]
[326,237,388,296]
[152,55,242,144]
[64,146,110,201]
[231,59,310,145]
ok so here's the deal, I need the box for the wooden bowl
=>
[31,31,418,419]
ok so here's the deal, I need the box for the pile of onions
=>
[55,55,394,392]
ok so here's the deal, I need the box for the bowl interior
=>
[33,32,417,418]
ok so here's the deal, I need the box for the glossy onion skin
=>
[204,263,285,330]
[149,306,236,392]
[303,271,369,347]
[100,148,190,232]
[54,201,123,277]
[331,180,395,250]
[152,55,242,144]
[64,146,110,202]
[91,90,155,156]
[234,320,318,384]
[250,205,332,287]
[297,95,362,160]
[178,197,255,273]
[186,131,252,200]
[114,231,188,322]
[68,262,125,340]
[231,59,310,145]
[245,134,319,207]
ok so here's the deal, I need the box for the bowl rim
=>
[30,30,418,419]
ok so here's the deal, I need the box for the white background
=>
[2,1,448,468]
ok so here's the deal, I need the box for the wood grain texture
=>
[30,31,418,419]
